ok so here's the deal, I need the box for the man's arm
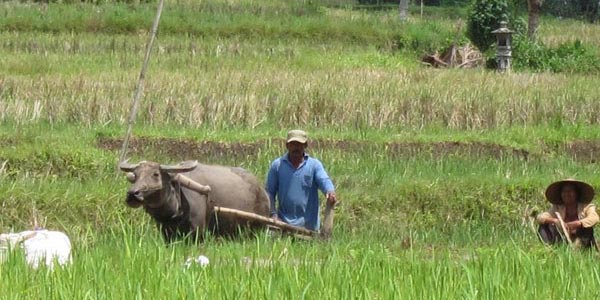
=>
[563,204,599,232]
[536,205,559,225]
[580,204,599,228]
[314,160,336,204]
[265,160,279,218]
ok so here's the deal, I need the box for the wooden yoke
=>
[172,174,211,194]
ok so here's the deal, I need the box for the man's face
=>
[561,184,578,205]
[286,141,307,157]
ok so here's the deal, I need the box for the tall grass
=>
[0,1,426,43]
[2,45,600,130]
[2,3,599,129]
[0,223,597,299]
[539,17,600,48]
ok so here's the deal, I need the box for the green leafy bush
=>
[512,36,600,73]
[466,0,510,52]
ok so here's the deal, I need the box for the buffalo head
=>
[119,160,198,208]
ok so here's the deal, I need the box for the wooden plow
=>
[214,204,336,240]
[214,207,317,238]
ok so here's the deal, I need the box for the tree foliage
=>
[544,0,599,22]
[466,0,510,52]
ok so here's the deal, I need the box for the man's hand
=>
[547,218,560,226]
[326,192,337,205]
[565,220,582,234]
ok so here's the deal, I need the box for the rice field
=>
[2,224,600,299]
[2,1,600,299]
[2,31,600,130]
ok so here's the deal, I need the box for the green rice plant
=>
[2,45,600,130]
[0,223,598,299]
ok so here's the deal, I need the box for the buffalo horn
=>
[119,159,140,172]
[160,160,198,173]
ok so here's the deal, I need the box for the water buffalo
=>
[119,160,270,242]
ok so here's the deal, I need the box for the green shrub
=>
[466,0,510,52]
[512,36,600,73]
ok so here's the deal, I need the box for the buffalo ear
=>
[119,159,140,172]
[125,172,136,183]
[160,160,198,173]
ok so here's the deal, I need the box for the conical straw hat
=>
[545,179,594,205]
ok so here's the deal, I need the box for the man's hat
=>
[545,179,595,205]
[286,129,308,144]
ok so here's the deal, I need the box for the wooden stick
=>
[320,201,336,240]
[173,174,211,194]
[213,206,316,237]
[31,206,38,230]
[554,212,573,245]
[118,0,165,165]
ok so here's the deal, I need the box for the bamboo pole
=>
[213,207,316,237]
[118,0,165,164]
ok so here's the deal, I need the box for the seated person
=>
[536,179,599,249]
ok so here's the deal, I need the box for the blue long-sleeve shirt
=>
[266,153,335,231]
